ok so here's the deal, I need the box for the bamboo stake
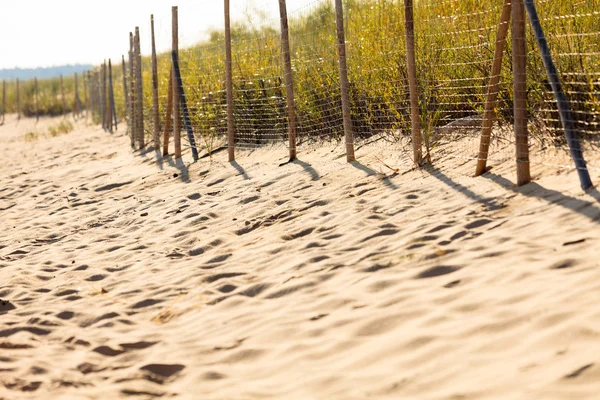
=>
[163,70,174,157]
[475,0,512,176]
[151,14,160,149]
[135,27,145,148]
[224,0,235,161]
[278,0,298,161]
[172,6,182,159]
[404,0,423,166]
[512,0,531,186]
[334,0,355,162]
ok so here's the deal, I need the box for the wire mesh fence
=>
[3,0,599,187]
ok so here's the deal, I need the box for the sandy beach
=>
[1,114,600,399]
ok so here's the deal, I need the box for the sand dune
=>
[1,114,600,399]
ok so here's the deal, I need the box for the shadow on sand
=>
[483,172,600,224]
[230,161,250,180]
[426,165,599,223]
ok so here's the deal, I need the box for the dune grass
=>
[2,75,84,117]
[48,120,74,137]
[4,0,599,148]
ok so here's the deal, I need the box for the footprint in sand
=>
[415,266,461,279]
[1,299,16,313]
[204,272,246,283]
[465,219,493,230]
[361,229,399,243]
[282,227,316,241]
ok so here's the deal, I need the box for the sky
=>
[0,0,312,70]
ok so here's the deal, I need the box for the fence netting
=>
[6,1,597,177]
[527,2,600,171]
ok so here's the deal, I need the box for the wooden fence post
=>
[224,0,235,162]
[91,72,96,117]
[475,0,512,176]
[74,73,81,118]
[512,0,531,186]
[16,78,20,120]
[83,71,90,118]
[334,0,355,162]
[109,59,117,131]
[172,6,182,159]
[34,77,39,122]
[100,65,104,126]
[104,62,110,131]
[129,32,136,147]
[151,14,161,150]
[97,71,102,120]
[60,75,66,117]
[122,55,129,125]
[105,60,112,131]
[135,27,145,149]
[163,70,174,156]
[101,62,107,129]
[90,72,96,119]
[88,72,93,118]
[404,0,423,166]
[278,0,298,161]
[106,61,112,129]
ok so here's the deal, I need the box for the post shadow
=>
[483,172,600,223]
[134,142,192,182]
[424,166,505,210]
[153,149,164,170]
[169,157,190,183]
[230,160,250,180]
[289,159,321,181]
[139,145,155,157]
[135,145,164,171]
[350,161,399,190]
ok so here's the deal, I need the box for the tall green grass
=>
[141,0,597,147]
[4,0,598,148]
[2,75,85,117]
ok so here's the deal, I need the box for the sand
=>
[1,114,599,399]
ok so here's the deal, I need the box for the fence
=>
[3,0,599,190]
[1,74,85,121]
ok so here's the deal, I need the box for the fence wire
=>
[412,0,513,165]
[4,0,600,178]
[527,1,600,171]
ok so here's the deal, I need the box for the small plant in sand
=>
[48,120,74,137]
[24,131,41,141]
